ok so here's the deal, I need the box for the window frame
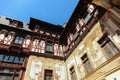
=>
[81,54,93,74]
[98,34,119,59]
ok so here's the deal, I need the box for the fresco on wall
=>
[55,64,66,80]
[29,60,42,80]
[24,56,67,80]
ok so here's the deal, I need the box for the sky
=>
[0,0,79,25]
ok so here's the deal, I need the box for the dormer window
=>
[34,25,39,32]
[11,21,18,27]
[87,4,95,13]
[46,32,50,36]
[52,34,56,37]
[40,30,44,34]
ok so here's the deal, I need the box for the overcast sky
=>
[0,0,79,25]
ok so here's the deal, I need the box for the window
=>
[67,37,71,45]
[22,35,31,48]
[0,68,20,80]
[14,56,19,63]
[54,43,60,56]
[4,31,15,45]
[79,19,84,27]
[74,30,79,40]
[81,54,93,73]
[76,23,80,31]
[34,25,39,32]
[84,12,92,24]
[44,70,53,80]
[98,35,119,58]
[0,54,24,64]
[14,36,24,44]
[46,41,53,53]
[0,54,4,61]
[70,66,77,80]
[31,39,45,53]
[8,56,14,62]
[3,55,9,62]
[38,40,45,53]
[31,39,39,52]
[87,4,95,13]
[0,30,7,41]
[19,57,24,63]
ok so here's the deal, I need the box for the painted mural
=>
[24,56,67,80]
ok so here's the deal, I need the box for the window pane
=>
[84,13,92,24]
[0,34,5,41]
[14,37,19,43]
[19,57,24,63]
[14,76,19,80]
[108,41,119,54]
[85,60,93,73]
[9,69,14,74]
[46,42,53,52]
[1,75,7,80]
[16,70,20,74]
[0,54,4,61]
[0,68,3,73]
[14,36,24,44]
[18,37,23,44]
[45,70,53,80]
[103,45,113,58]
[3,55,9,62]
[7,75,12,80]
[8,56,14,62]
[14,56,19,63]
[4,69,9,73]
